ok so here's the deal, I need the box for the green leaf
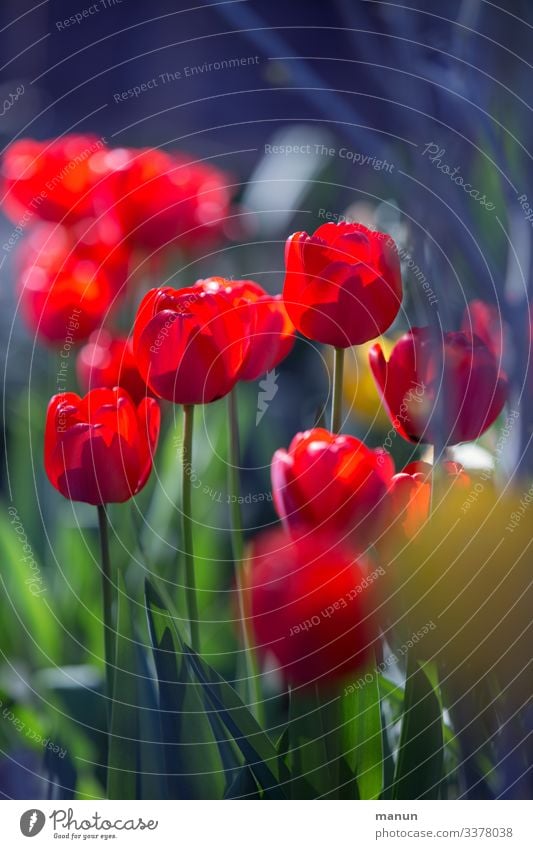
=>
[288,687,336,799]
[134,634,169,800]
[7,392,47,560]
[145,580,227,799]
[378,674,405,717]
[184,645,289,798]
[0,506,61,663]
[34,664,107,782]
[107,573,139,800]
[343,668,383,800]
[393,655,444,800]
[224,766,260,799]
[379,701,396,801]
[146,577,292,799]
[276,725,289,775]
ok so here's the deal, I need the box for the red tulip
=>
[196,277,295,380]
[77,331,149,404]
[369,327,508,445]
[90,147,232,251]
[388,460,470,540]
[133,285,249,405]
[245,528,377,688]
[461,300,505,360]
[271,427,394,545]
[283,222,402,347]
[44,388,160,505]
[17,221,129,344]
[2,135,106,224]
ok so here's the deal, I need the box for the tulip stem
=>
[331,346,344,432]
[227,389,262,720]
[182,404,200,654]
[429,443,445,514]
[97,504,115,720]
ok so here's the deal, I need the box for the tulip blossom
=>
[133,285,249,405]
[44,388,160,505]
[271,428,394,545]
[388,460,470,540]
[245,528,377,688]
[461,299,505,360]
[90,146,232,252]
[17,221,129,344]
[77,331,149,404]
[240,292,294,379]
[369,327,508,445]
[196,277,295,380]
[283,222,402,348]
[2,135,106,223]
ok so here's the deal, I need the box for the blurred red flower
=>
[245,528,377,688]
[2,135,106,224]
[90,147,232,252]
[271,427,394,546]
[283,222,402,347]
[369,327,508,445]
[17,221,129,344]
[44,387,160,505]
[77,330,149,404]
[388,460,470,540]
[133,284,249,404]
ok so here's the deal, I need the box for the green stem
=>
[182,404,200,654]
[227,389,262,720]
[331,346,345,432]
[429,444,436,514]
[429,443,446,514]
[97,504,115,718]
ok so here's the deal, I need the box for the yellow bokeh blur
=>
[335,336,397,427]
[378,485,532,710]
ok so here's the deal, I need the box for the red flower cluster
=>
[43,274,296,506]
[133,278,295,405]
[247,438,473,687]
[2,135,106,224]
[89,146,232,251]
[35,208,508,696]
[269,428,472,547]
[271,428,471,551]
[18,221,128,344]
[2,135,233,251]
[3,135,233,351]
